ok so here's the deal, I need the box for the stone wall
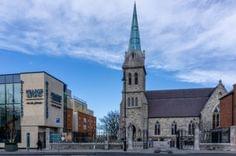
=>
[148,117,199,139]
[50,143,123,150]
[200,143,231,151]
[200,83,227,131]
[126,101,148,140]
[120,49,148,143]
[125,68,145,92]
[231,127,236,152]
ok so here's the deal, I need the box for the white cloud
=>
[177,70,236,88]
[0,0,236,86]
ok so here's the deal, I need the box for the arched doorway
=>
[132,125,136,141]
[128,124,136,141]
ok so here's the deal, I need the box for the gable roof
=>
[146,88,215,118]
[220,90,233,100]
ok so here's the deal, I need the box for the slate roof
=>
[146,88,215,118]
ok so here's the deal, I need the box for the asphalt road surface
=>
[0,152,235,156]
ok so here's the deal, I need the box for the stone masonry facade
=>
[119,3,228,148]
[149,117,199,139]
[200,82,227,131]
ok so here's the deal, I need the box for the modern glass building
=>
[0,74,22,143]
[0,71,96,148]
[0,72,66,148]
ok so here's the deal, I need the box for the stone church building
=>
[120,4,227,148]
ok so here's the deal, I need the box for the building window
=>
[213,106,220,129]
[155,121,160,135]
[6,84,13,103]
[188,121,195,135]
[219,92,222,96]
[14,83,21,104]
[135,97,138,106]
[131,97,134,106]
[171,121,177,135]
[0,74,22,143]
[83,118,87,130]
[0,84,5,104]
[128,97,131,107]
[128,73,132,85]
[132,52,135,58]
[134,73,138,85]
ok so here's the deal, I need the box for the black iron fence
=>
[176,129,194,149]
[200,128,230,143]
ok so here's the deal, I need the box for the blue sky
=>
[0,0,236,120]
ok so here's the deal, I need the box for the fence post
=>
[230,126,236,151]
[194,124,200,150]
[128,137,133,150]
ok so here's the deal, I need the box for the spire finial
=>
[128,2,141,52]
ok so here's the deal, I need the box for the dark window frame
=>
[135,97,138,106]
[171,121,177,135]
[128,73,132,85]
[155,121,161,135]
[213,106,220,129]
[188,121,195,135]
[128,97,131,107]
[131,97,134,106]
[134,73,138,85]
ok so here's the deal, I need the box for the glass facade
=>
[0,74,22,143]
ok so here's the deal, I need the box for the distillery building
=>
[0,71,96,148]
[0,71,67,148]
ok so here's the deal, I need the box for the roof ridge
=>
[148,96,211,100]
[146,87,214,92]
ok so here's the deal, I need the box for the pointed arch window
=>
[128,73,132,85]
[132,52,135,59]
[188,121,195,135]
[213,106,220,129]
[127,97,131,107]
[134,73,138,85]
[155,121,160,135]
[135,97,138,106]
[171,121,177,135]
[131,97,134,106]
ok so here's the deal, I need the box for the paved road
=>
[0,152,236,156]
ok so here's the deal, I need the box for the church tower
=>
[120,3,148,147]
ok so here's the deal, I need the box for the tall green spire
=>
[128,2,141,52]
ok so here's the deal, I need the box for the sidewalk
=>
[171,148,236,154]
[0,148,236,155]
[0,149,156,155]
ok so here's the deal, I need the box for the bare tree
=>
[100,111,120,141]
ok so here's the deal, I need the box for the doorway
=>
[38,132,46,148]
